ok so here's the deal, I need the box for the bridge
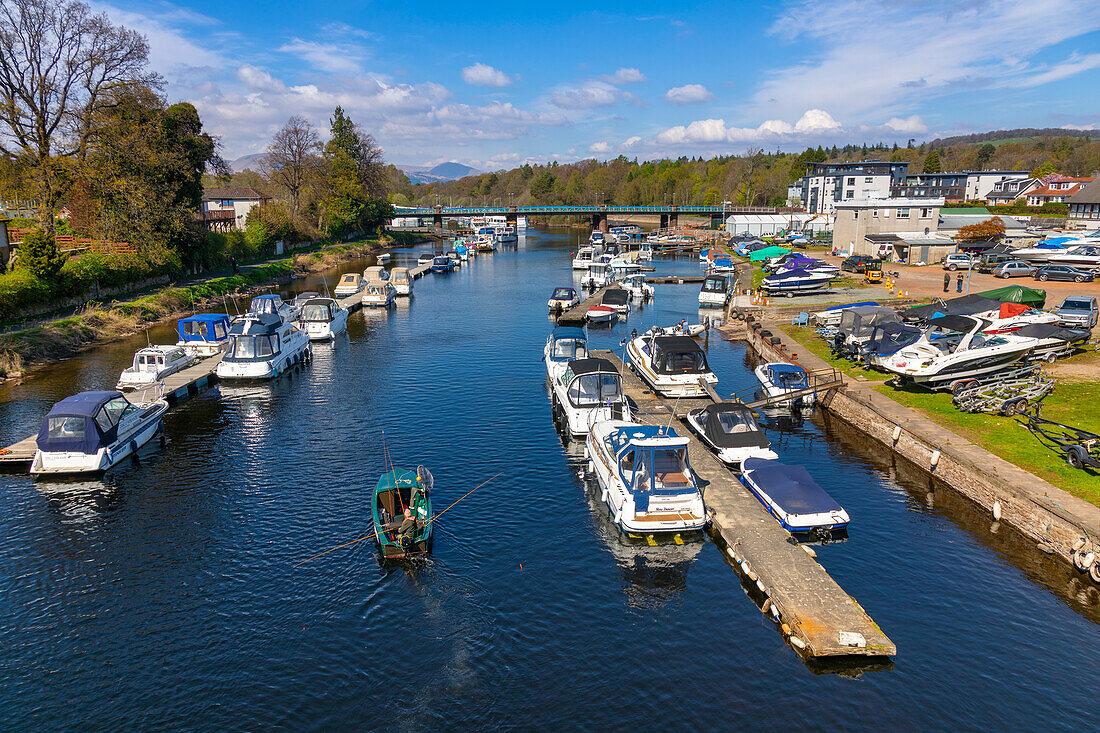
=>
[392,204,785,232]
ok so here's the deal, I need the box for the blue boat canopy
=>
[551,326,587,341]
[765,267,826,282]
[742,458,844,515]
[178,314,231,342]
[766,363,808,388]
[36,390,129,454]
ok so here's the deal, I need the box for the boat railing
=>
[727,367,845,410]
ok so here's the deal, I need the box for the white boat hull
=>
[626,339,717,397]
[216,340,311,380]
[31,401,169,476]
[301,311,348,340]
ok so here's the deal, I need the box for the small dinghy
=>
[739,458,849,536]
[685,403,778,468]
[586,304,618,324]
[372,466,433,560]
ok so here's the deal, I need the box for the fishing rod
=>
[292,472,501,567]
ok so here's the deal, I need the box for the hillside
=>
[397,161,480,184]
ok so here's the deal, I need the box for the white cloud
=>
[461,63,514,87]
[278,39,364,75]
[589,141,613,154]
[93,2,223,79]
[664,84,713,105]
[754,0,1100,120]
[549,83,621,109]
[600,67,646,84]
[885,115,928,134]
[652,109,842,147]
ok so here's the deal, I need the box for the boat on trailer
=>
[585,421,707,535]
[685,402,778,468]
[31,391,169,476]
[761,268,836,297]
[372,466,433,560]
[739,458,850,537]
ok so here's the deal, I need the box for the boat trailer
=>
[951,364,1054,416]
[1021,415,1100,470]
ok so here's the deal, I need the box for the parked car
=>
[941,253,976,271]
[1033,264,1095,283]
[993,260,1036,278]
[976,253,1015,273]
[841,254,875,273]
[1055,296,1099,328]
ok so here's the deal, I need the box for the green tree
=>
[975,143,996,170]
[19,229,66,278]
[1031,161,1057,179]
[922,149,942,173]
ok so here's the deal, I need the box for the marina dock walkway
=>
[556,285,610,326]
[593,349,896,659]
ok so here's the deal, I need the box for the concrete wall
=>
[833,204,940,255]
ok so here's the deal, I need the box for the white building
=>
[963,171,1031,201]
[800,161,910,214]
[725,213,816,237]
[201,187,269,232]
[833,197,944,258]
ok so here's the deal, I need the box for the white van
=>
[941,253,975,271]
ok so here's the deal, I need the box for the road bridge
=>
[393,205,788,233]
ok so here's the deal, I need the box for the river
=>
[1,228,1097,730]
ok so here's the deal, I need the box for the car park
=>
[941,253,976,271]
[1055,296,1099,328]
[993,260,1036,278]
[1033,264,1095,283]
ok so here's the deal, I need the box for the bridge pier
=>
[433,214,443,233]
[660,214,669,229]
[590,213,608,232]
[668,213,678,229]
[711,214,726,230]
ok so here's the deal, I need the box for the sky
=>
[96,0,1100,170]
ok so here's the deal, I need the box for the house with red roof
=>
[1025,177,1096,206]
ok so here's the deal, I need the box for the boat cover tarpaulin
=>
[839,306,897,337]
[929,314,981,332]
[750,246,791,261]
[905,295,1002,321]
[1013,323,1091,343]
[36,390,123,454]
[566,357,618,375]
[696,404,770,449]
[998,302,1031,319]
[764,267,827,282]
[865,322,922,356]
[974,285,1046,308]
[742,458,844,515]
[178,314,231,341]
[601,289,629,307]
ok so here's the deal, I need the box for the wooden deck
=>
[593,349,896,660]
[556,285,610,326]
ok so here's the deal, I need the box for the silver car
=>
[994,260,1036,278]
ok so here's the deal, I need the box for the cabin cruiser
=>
[431,255,456,273]
[882,315,1038,388]
[637,243,653,261]
[572,246,596,270]
[334,273,365,297]
[363,265,389,283]
[1048,244,1100,270]
[761,268,836,296]
[627,334,718,397]
[686,402,777,468]
[391,268,413,296]
[551,358,631,436]
[585,421,707,535]
[581,261,613,290]
[446,251,463,269]
[417,252,436,267]
[835,306,898,353]
[544,326,588,382]
[248,293,297,322]
[589,231,609,247]
[116,345,196,391]
[608,255,641,272]
[31,391,169,476]
[621,273,654,301]
[475,236,495,252]
[297,297,348,340]
[740,458,850,536]
[548,286,580,312]
[586,304,618,324]
[362,281,397,308]
[176,314,231,356]
[291,291,320,313]
[698,273,731,308]
[216,313,311,380]
[494,224,518,244]
[600,288,630,316]
[754,362,815,408]
[859,322,923,367]
[1015,323,1092,362]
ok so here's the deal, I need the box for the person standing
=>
[956,273,963,293]
[943,272,950,293]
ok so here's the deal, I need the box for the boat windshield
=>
[95,397,133,431]
[229,333,278,359]
[702,277,725,292]
[552,288,574,299]
[552,338,587,359]
[769,367,807,388]
[135,353,161,371]
[657,348,707,373]
[633,448,692,492]
[249,298,282,316]
[300,304,332,322]
[715,410,760,435]
[568,373,622,406]
[393,271,410,283]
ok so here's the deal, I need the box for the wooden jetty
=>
[556,285,610,326]
[593,349,896,660]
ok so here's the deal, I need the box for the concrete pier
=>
[593,349,896,659]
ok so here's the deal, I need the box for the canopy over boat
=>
[741,458,845,516]
[649,335,709,374]
[248,294,286,316]
[178,314,231,342]
[839,305,897,337]
[904,295,1002,322]
[1012,323,1091,343]
[601,288,629,307]
[974,284,1046,309]
[551,287,577,299]
[750,246,791,261]
[231,312,282,335]
[693,403,770,450]
[928,314,983,333]
[701,274,728,292]
[36,391,129,454]
[299,298,339,321]
[565,357,618,376]
[763,362,808,388]
[864,321,922,355]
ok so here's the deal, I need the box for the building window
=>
[882,208,890,217]
[864,177,873,183]
[847,177,855,185]
[846,191,854,199]
[221,199,233,207]
[872,209,878,218]
[920,208,931,218]
[897,208,910,218]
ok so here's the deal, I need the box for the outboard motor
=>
[830,331,846,357]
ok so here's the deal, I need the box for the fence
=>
[7,229,135,256]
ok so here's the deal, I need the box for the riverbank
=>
[0,238,387,381]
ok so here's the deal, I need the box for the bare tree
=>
[259,116,322,221]
[0,0,157,226]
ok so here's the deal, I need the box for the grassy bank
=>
[779,323,1100,506]
[0,239,378,380]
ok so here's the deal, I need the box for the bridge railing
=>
[393,205,780,216]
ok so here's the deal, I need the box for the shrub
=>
[19,230,67,279]
[0,268,51,316]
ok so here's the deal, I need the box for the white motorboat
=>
[417,252,436,267]
[686,402,778,468]
[1015,323,1092,363]
[708,257,737,274]
[585,420,707,535]
[248,293,297,321]
[608,255,641,272]
[548,286,580,312]
[291,291,320,313]
[176,314,232,356]
[116,345,196,391]
[621,273,653,301]
[551,357,632,436]
[297,297,348,340]
[646,321,707,339]
[699,273,731,308]
[494,225,518,244]
[572,246,596,270]
[362,281,397,308]
[637,243,653,261]
[881,315,1038,388]
[581,261,613,290]
[544,326,588,382]
[586,304,618,324]
[740,458,850,535]
[31,391,169,476]
[391,268,413,296]
[334,273,365,297]
[754,362,816,408]
[599,288,630,316]
[976,302,1059,334]
[216,313,312,380]
[761,268,836,297]
[363,265,389,283]
[627,334,718,397]
[1048,244,1100,270]
[376,252,391,264]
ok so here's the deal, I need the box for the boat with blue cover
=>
[372,466,434,559]
[585,421,706,535]
[761,267,836,296]
[176,314,232,356]
[544,326,588,382]
[30,391,169,476]
[739,457,850,536]
[754,362,815,408]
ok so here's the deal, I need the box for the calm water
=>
[2,229,1098,730]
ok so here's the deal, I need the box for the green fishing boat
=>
[372,466,433,559]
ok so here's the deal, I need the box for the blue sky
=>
[97,0,1100,169]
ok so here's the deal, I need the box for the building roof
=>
[942,207,991,215]
[1068,179,1100,205]
[939,214,1027,231]
[201,187,269,202]
[1027,178,1095,199]
[835,197,944,209]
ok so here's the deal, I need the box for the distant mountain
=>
[229,153,265,172]
[397,161,480,184]
[929,128,1093,146]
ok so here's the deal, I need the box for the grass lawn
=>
[780,323,1100,506]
